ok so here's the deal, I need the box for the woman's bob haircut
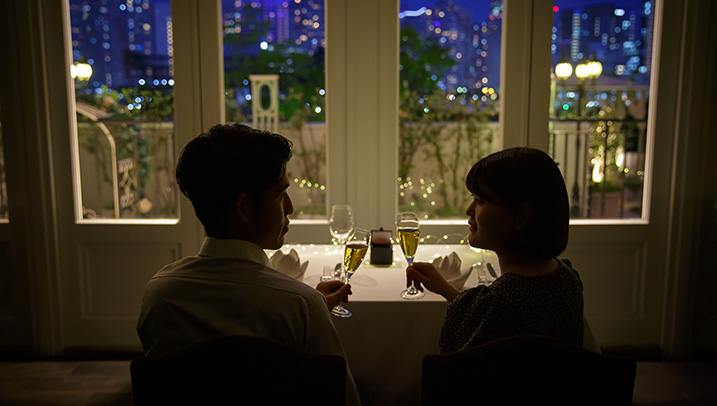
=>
[465,147,570,260]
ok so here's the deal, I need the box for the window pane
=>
[222,0,327,219]
[69,0,178,220]
[550,0,653,219]
[0,111,7,221]
[399,0,502,220]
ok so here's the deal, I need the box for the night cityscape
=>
[68,0,656,104]
[69,0,173,91]
[552,0,654,85]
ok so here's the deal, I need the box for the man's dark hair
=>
[175,124,293,237]
[465,147,570,260]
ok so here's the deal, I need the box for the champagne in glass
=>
[397,212,425,299]
[329,205,354,280]
[331,228,369,318]
[344,243,368,280]
[397,228,420,264]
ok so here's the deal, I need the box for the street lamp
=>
[586,59,603,78]
[554,57,602,217]
[555,62,572,81]
[575,61,590,81]
[70,62,93,82]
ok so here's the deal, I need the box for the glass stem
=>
[407,258,417,292]
[409,281,418,293]
[337,275,347,308]
[335,240,345,280]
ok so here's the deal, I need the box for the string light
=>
[293,177,326,190]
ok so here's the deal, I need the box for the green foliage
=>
[281,89,327,211]
[589,181,622,193]
[588,108,628,186]
[74,83,175,219]
[77,120,176,219]
[75,85,174,122]
[397,28,495,218]
[120,88,174,121]
[223,43,325,122]
[222,4,327,216]
[225,88,250,124]
[398,90,495,217]
[75,85,123,118]
[399,26,455,97]
[223,3,326,123]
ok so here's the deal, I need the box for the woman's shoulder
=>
[484,259,582,294]
[556,256,582,277]
[557,257,575,270]
[448,284,496,310]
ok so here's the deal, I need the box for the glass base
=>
[331,305,352,318]
[400,288,425,300]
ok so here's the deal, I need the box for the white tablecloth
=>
[272,244,498,406]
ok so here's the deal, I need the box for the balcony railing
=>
[550,117,647,220]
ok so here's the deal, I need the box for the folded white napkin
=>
[447,265,475,290]
[270,249,309,280]
[432,251,462,280]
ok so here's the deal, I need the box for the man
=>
[136,123,359,404]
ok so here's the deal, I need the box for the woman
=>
[407,147,584,353]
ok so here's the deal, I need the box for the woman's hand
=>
[407,262,461,302]
[316,280,352,310]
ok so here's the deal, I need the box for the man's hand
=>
[316,280,352,310]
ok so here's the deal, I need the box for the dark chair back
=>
[421,334,636,406]
[131,335,346,405]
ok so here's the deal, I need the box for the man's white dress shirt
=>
[137,237,360,404]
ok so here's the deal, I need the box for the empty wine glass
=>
[331,228,369,318]
[329,205,354,280]
[397,212,425,300]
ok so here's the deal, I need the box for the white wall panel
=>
[566,241,646,320]
[61,242,182,349]
[77,243,179,319]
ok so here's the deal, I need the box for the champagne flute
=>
[397,212,425,300]
[331,228,369,318]
[329,205,354,280]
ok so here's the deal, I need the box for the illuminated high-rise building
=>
[552,2,650,82]
[400,0,500,94]
[69,0,172,90]
[222,0,324,56]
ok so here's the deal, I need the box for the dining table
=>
[275,243,499,406]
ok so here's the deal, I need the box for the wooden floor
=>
[631,361,717,406]
[0,360,716,405]
[0,361,133,406]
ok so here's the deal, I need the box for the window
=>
[398,0,502,220]
[222,0,327,219]
[549,0,654,220]
[69,0,178,222]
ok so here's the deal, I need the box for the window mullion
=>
[501,0,531,149]
[197,0,225,127]
[327,0,398,232]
